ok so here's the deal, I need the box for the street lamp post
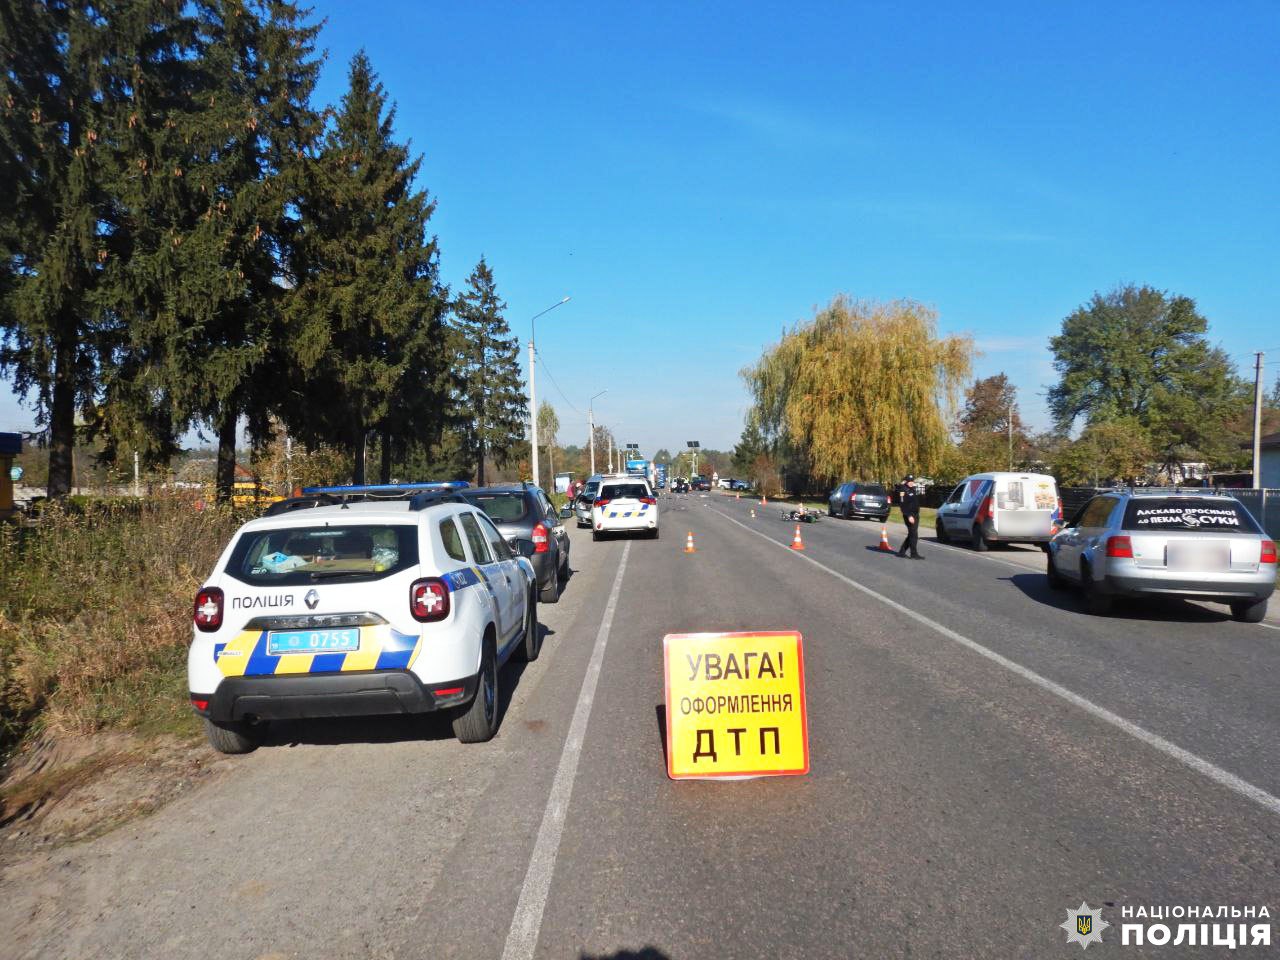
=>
[588,390,607,475]
[528,296,570,488]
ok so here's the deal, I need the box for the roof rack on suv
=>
[264,481,471,516]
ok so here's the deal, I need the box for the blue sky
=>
[4,0,1279,455]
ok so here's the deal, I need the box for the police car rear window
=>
[857,484,886,495]
[1122,498,1258,533]
[601,483,649,499]
[464,492,529,523]
[226,524,419,586]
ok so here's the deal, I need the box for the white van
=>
[935,472,1062,551]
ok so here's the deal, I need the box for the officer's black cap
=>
[903,474,915,482]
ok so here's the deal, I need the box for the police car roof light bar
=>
[301,481,471,495]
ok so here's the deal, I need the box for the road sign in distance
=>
[663,630,809,780]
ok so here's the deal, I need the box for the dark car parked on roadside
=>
[828,481,891,521]
[458,484,570,603]
[691,476,711,491]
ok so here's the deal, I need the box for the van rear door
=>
[993,475,1058,539]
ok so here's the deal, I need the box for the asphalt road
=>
[5,492,1279,959]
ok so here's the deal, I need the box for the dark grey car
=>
[828,481,890,521]
[459,485,570,603]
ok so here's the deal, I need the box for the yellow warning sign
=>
[663,631,809,780]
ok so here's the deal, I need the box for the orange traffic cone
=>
[684,531,697,554]
[791,524,805,551]
[761,494,767,506]
[878,525,892,552]
[735,491,740,501]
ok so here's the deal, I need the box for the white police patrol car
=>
[591,475,659,540]
[188,483,539,752]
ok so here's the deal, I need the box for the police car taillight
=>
[980,495,994,521]
[532,522,549,553]
[594,498,610,509]
[640,497,656,505]
[193,587,224,632]
[410,578,450,622]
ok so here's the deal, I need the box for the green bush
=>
[0,497,242,757]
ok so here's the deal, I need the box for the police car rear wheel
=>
[452,636,499,743]
[203,717,265,755]
[935,520,950,544]
[516,591,541,662]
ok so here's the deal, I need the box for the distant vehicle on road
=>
[690,475,710,491]
[188,482,538,752]
[828,481,890,521]
[1047,490,1276,621]
[458,484,570,604]
[592,477,659,540]
[935,472,1061,550]
[729,479,752,491]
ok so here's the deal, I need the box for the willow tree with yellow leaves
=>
[742,296,972,487]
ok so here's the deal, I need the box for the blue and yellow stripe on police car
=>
[214,624,423,678]
[607,504,650,519]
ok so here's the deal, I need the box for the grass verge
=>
[0,498,244,761]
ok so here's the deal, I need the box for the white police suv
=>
[591,475,659,540]
[188,483,539,753]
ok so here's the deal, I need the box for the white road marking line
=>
[710,506,1280,818]
[502,541,631,960]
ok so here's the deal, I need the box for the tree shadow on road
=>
[581,949,671,960]
[1003,573,1236,624]
[257,625,556,748]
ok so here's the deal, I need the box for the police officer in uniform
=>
[895,474,923,559]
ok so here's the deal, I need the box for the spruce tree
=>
[449,258,525,485]
[0,0,187,496]
[285,51,443,485]
[103,0,323,500]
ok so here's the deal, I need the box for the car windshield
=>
[601,484,649,499]
[226,524,419,586]
[463,492,529,524]
[1122,498,1259,533]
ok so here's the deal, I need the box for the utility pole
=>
[285,433,293,495]
[527,297,571,487]
[588,390,606,476]
[133,450,140,498]
[1253,351,1265,489]
[1008,401,1014,471]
